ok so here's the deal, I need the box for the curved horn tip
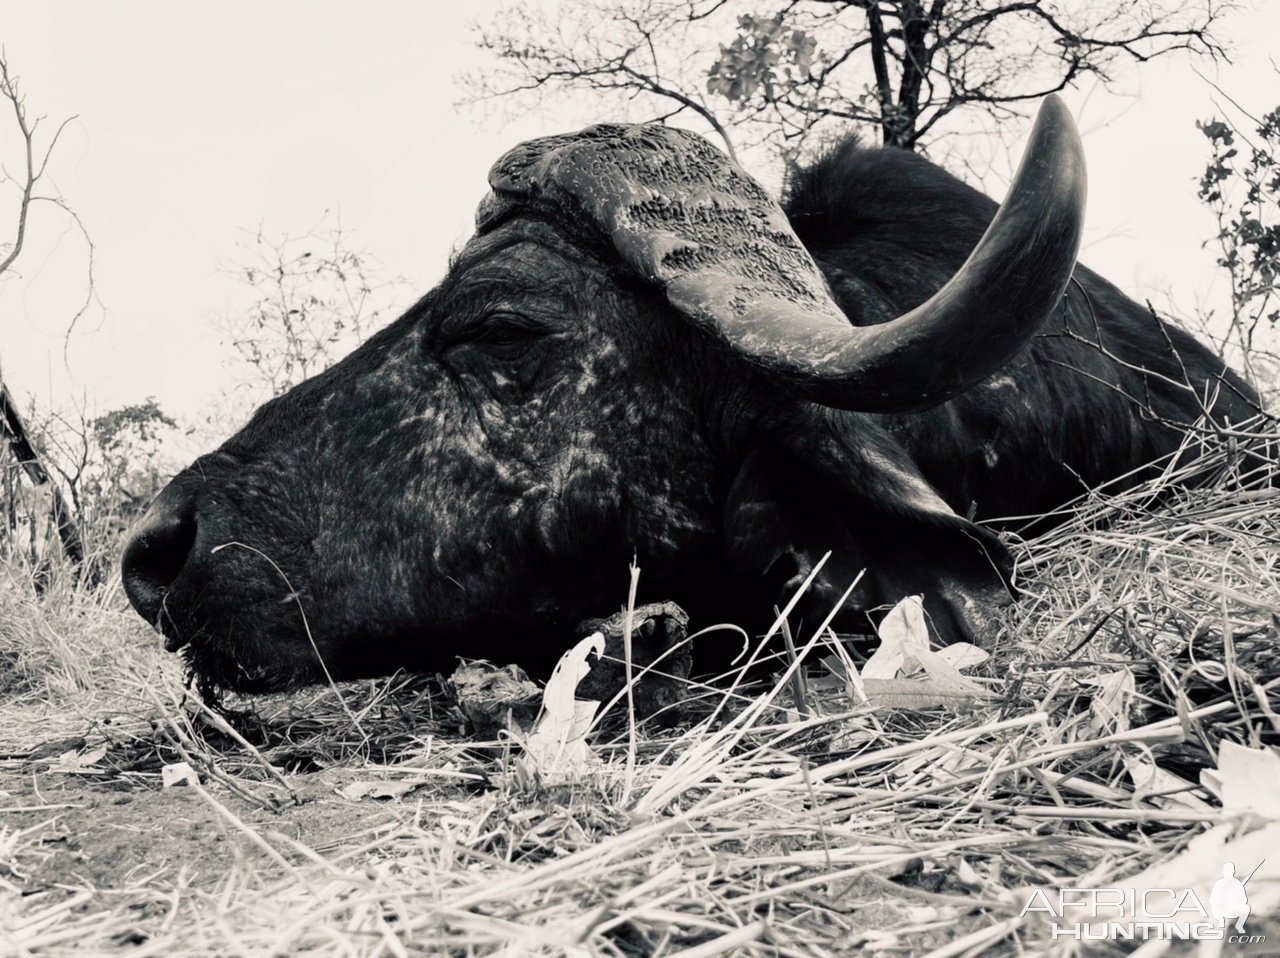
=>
[778,91,1089,413]
[1030,95,1085,167]
[1037,93,1071,120]
[1006,95,1087,229]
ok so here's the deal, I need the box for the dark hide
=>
[785,139,1262,516]
[122,130,1264,693]
[722,139,1265,638]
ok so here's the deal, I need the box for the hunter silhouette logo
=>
[1210,861,1262,933]
[1021,859,1267,942]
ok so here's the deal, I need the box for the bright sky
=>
[2,1,1277,432]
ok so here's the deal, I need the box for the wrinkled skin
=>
[146,221,755,692]
[125,134,1263,695]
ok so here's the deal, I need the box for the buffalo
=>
[122,97,1263,695]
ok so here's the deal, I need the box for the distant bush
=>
[1,397,180,585]
[1197,95,1280,400]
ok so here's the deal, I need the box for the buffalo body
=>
[122,101,1262,693]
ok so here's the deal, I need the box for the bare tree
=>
[1195,88,1280,395]
[467,0,1228,157]
[217,214,401,400]
[0,50,92,575]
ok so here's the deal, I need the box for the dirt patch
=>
[0,762,412,895]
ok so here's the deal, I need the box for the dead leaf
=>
[1085,668,1135,736]
[161,762,199,788]
[862,595,928,679]
[912,648,987,697]
[863,931,900,952]
[449,660,541,738]
[522,632,606,783]
[933,643,989,671]
[337,779,423,801]
[905,905,946,923]
[861,677,982,710]
[1123,754,1211,811]
[955,858,982,886]
[858,597,987,705]
[49,744,107,773]
[1200,741,1280,820]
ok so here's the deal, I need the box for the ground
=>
[1,439,1279,956]
[1,664,994,955]
[0,764,401,898]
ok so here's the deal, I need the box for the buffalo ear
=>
[723,405,1014,646]
[723,444,875,626]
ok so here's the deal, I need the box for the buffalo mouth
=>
[162,611,471,701]
[173,627,331,700]
[141,590,358,698]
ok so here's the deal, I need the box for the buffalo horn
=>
[480,96,1086,412]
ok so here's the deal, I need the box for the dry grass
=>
[0,424,1277,956]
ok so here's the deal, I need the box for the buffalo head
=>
[122,98,1085,693]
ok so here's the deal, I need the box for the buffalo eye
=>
[468,314,547,361]
[437,310,551,362]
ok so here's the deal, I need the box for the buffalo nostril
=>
[121,503,198,622]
